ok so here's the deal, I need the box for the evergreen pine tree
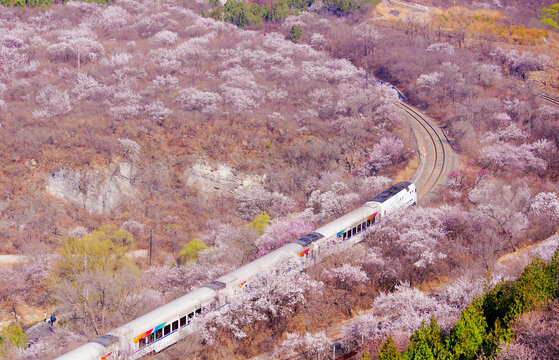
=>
[378,336,403,360]
[446,300,488,360]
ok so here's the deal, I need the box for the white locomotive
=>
[55,182,416,360]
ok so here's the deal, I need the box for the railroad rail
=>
[539,93,559,107]
[395,101,453,201]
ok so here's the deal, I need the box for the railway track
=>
[395,101,453,201]
[539,93,559,107]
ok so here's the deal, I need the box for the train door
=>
[310,243,318,262]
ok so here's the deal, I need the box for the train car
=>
[55,182,417,360]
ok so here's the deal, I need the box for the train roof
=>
[368,182,412,203]
[216,242,303,286]
[109,286,217,339]
[292,232,323,246]
[314,204,379,238]
[54,342,107,360]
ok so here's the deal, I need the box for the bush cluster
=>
[377,248,559,360]
[539,4,559,29]
[203,0,378,28]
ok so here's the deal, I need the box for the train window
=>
[357,224,361,232]
[148,333,155,344]
[155,329,162,340]
[139,337,146,347]
[164,324,171,336]
[180,316,186,327]
[366,219,371,227]
[195,308,202,316]
[362,222,366,229]
[347,231,351,239]
[172,320,179,331]
[342,232,346,240]
[352,227,356,236]
[188,312,194,323]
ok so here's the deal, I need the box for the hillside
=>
[0,0,558,359]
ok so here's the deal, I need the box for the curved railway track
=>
[395,101,454,202]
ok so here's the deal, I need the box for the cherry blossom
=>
[416,72,442,90]
[302,58,363,84]
[322,264,369,290]
[190,259,323,341]
[478,141,548,174]
[481,124,527,143]
[426,42,454,55]
[276,331,330,359]
[150,30,179,46]
[152,75,179,91]
[73,72,111,102]
[117,138,141,162]
[530,192,559,224]
[235,185,296,220]
[145,100,172,125]
[255,210,315,256]
[307,181,360,220]
[177,87,222,112]
[100,6,129,30]
[310,33,328,50]
[492,47,550,77]
[108,53,132,67]
[358,135,405,176]
[468,179,530,248]
[476,63,502,87]
[33,85,72,119]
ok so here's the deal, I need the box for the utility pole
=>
[149,229,153,266]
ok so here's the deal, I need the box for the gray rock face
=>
[46,162,136,215]
[183,159,264,194]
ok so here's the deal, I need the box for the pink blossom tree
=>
[32,85,72,119]
[322,263,369,291]
[234,185,296,220]
[73,72,111,102]
[255,210,315,255]
[492,47,550,78]
[478,141,549,174]
[145,100,172,125]
[190,258,323,342]
[530,192,559,224]
[177,87,222,112]
[416,72,443,91]
[276,331,330,360]
[530,192,559,236]
[358,136,405,176]
[468,179,530,254]
[150,30,179,46]
[306,181,360,220]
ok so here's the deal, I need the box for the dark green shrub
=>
[289,25,303,43]
[445,300,488,360]
[378,336,402,360]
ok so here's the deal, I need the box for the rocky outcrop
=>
[184,159,264,194]
[46,162,136,215]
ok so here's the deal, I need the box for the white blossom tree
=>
[32,85,72,119]
[276,331,330,360]
[307,182,360,220]
[255,210,315,255]
[358,135,405,176]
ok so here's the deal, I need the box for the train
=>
[55,182,417,360]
